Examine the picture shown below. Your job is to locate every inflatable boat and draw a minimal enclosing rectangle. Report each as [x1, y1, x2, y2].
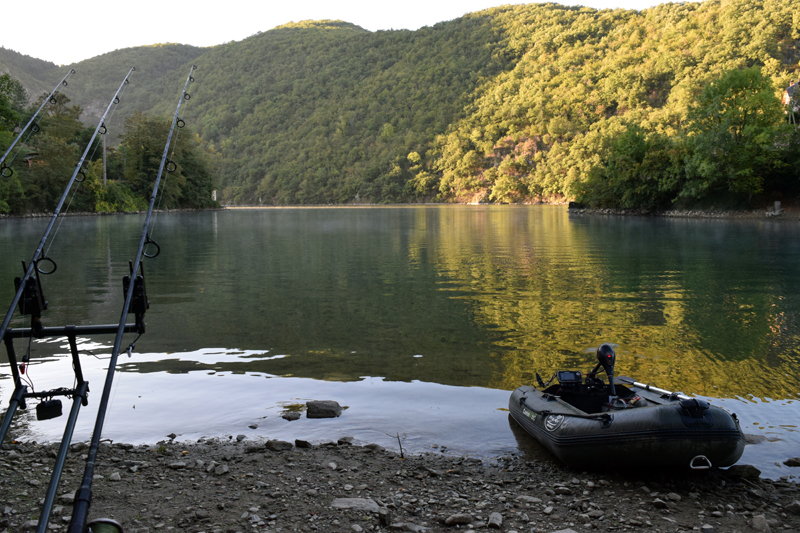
[508, 344, 745, 468]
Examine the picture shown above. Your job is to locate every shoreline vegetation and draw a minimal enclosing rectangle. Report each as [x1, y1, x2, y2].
[3, 204, 798, 223]
[1, 435, 798, 533]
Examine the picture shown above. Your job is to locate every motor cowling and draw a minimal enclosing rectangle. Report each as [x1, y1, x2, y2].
[596, 344, 616, 397]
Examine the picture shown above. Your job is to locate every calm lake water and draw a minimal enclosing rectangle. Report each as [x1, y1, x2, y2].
[1, 206, 798, 478]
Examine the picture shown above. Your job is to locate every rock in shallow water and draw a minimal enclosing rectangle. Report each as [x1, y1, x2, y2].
[306, 400, 343, 418]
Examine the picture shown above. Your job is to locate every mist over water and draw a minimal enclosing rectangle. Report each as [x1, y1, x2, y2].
[1, 207, 798, 478]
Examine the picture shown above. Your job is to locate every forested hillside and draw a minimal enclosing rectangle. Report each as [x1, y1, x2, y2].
[2, 0, 800, 210]
[0, 44, 207, 127]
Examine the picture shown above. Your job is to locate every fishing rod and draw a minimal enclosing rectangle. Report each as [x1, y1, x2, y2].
[0, 67, 136, 533]
[0, 67, 134, 348]
[68, 63, 197, 533]
[0, 68, 76, 175]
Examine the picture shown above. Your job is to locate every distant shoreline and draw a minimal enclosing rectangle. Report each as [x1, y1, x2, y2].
[2, 204, 799, 221]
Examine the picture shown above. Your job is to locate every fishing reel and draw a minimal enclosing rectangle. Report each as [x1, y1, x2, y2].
[14, 259, 53, 336]
[122, 261, 149, 333]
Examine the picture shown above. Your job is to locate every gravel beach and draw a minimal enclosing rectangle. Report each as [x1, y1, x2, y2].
[2, 434, 799, 533]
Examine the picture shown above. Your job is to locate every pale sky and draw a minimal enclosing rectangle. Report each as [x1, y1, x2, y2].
[2, 0, 664, 66]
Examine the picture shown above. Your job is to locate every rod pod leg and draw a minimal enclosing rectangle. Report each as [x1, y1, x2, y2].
[36, 381, 89, 533]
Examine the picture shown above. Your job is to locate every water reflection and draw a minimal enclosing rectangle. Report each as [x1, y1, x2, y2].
[1, 207, 799, 479]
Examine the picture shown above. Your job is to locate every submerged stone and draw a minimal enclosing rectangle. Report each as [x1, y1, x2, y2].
[306, 400, 343, 418]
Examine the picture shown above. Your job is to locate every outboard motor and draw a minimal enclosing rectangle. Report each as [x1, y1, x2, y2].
[596, 343, 616, 399]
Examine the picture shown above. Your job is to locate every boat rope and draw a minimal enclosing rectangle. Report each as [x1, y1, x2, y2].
[0, 68, 135, 349]
[0, 69, 76, 177]
[67, 64, 198, 533]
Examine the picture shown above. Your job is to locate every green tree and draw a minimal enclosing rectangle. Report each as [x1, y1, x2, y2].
[679, 67, 788, 200]
[577, 124, 685, 210]
[24, 134, 79, 211]
[118, 111, 216, 210]
[0, 73, 27, 131]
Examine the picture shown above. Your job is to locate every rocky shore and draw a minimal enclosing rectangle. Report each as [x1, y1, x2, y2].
[1, 436, 799, 533]
[567, 205, 799, 220]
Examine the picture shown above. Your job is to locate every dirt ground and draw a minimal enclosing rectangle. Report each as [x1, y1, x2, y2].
[1, 432, 799, 533]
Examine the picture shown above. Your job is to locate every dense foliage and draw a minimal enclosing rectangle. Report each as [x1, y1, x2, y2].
[0, 90, 217, 214]
[3, 0, 800, 209]
[435, 1, 800, 207]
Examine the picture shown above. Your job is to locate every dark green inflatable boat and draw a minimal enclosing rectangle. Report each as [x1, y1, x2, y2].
[509, 344, 746, 469]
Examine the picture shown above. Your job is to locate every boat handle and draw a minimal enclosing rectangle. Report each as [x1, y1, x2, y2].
[690, 455, 712, 470]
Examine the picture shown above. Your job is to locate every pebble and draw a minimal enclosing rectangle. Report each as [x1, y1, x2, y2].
[487, 512, 502, 528]
[726, 464, 762, 479]
[379, 507, 391, 526]
[330, 498, 380, 513]
[444, 513, 473, 525]
[785, 457, 800, 467]
[265, 439, 293, 452]
[750, 514, 771, 532]
[109, 472, 121, 482]
[701, 525, 714, 533]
